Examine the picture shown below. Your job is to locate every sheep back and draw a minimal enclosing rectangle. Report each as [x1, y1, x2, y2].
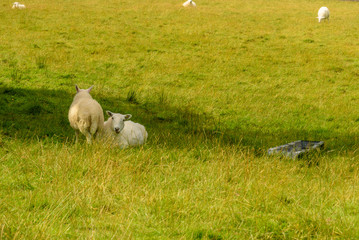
[119, 121, 148, 147]
[68, 97, 104, 135]
[318, 7, 329, 21]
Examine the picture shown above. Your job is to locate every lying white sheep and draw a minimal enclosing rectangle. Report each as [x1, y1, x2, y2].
[12, 2, 26, 9]
[317, 7, 329, 22]
[68, 85, 104, 144]
[103, 111, 148, 148]
[183, 0, 196, 7]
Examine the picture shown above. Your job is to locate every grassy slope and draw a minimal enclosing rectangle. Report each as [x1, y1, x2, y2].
[1, 0, 359, 238]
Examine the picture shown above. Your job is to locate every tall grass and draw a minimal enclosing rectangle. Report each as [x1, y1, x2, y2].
[1, 0, 359, 238]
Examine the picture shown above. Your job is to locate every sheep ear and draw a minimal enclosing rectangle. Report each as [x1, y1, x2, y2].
[75, 85, 80, 92]
[124, 114, 132, 121]
[106, 111, 113, 117]
[87, 85, 94, 92]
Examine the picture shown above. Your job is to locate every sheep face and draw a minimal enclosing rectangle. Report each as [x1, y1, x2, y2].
[106, 111, 132, 134]
[12, 2, 19, 8]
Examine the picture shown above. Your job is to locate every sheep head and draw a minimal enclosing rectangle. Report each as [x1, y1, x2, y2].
[75, 85, 93, 93]
[106, 111, 132, 134]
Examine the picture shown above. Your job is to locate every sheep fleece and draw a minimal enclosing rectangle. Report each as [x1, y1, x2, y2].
[68, 93, 104, 136]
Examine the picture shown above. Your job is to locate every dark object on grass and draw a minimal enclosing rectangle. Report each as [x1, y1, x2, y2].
[268, 140, 324, 159]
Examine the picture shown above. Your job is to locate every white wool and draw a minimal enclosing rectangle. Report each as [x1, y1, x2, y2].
[183, 0, 196, 7]
[103, 111, 148, 148]
[68, 85, 104, 143]
[317, 7, 329, 22]
[12, 2, 26, 9]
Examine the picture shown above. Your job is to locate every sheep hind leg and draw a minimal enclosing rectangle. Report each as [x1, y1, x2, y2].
[79, 128, 92, 144]
[84, 131, 92, 144]
[75, 130, 81, 144]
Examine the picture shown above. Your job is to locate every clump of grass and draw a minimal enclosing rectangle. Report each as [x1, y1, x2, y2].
[10, 68, 22, 81]
[24, 103, 43, 115]
[35, 56, 47, 69]
[158, 89, 167, 105]
[303, 39, 314, 43]
[126, 89, 139, 104]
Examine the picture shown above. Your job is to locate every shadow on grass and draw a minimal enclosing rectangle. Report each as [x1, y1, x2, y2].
[0, 86, 73, 141]
[0, 85, 217, 144]
[0, 85, 357, 154]
[0, 85, 206, 143]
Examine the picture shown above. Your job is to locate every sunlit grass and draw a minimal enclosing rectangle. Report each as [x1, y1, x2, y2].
[1, 0, 359, 238]
[1, 137, 359, 238]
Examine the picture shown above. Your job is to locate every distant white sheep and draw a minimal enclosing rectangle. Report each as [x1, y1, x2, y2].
[317, 7, 329, 22]
[103, 111, 148, 148]
[68, 85, 104, 144]
[183, 0, 196, 7]
[12, 2, 26, 9]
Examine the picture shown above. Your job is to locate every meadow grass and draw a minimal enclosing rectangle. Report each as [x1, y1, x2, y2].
[1, 0, 359, 238]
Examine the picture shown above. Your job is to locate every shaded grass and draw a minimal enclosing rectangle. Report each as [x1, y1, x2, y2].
[2, 83, 359, 155]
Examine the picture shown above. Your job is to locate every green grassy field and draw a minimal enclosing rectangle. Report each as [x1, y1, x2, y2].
[1, 0, 359, 238]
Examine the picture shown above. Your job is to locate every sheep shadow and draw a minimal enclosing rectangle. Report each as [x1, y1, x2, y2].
[0, 85, 356, 156]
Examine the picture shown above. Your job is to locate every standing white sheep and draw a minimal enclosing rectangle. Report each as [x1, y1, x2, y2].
[317, 7, 329, 22]
[103, 111, 148, 148]
[68, 85, 104, 144]
[12, 2, 26, 9]
[183, 0, 196, 7]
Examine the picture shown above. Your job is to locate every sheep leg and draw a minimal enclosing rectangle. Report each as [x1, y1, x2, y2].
[94, 130, 100, 140]
[75, 130, 80, 143]
[78, 127, 92, 144]
[84, 131, 92, 144]
[119, 142, 129, 149]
